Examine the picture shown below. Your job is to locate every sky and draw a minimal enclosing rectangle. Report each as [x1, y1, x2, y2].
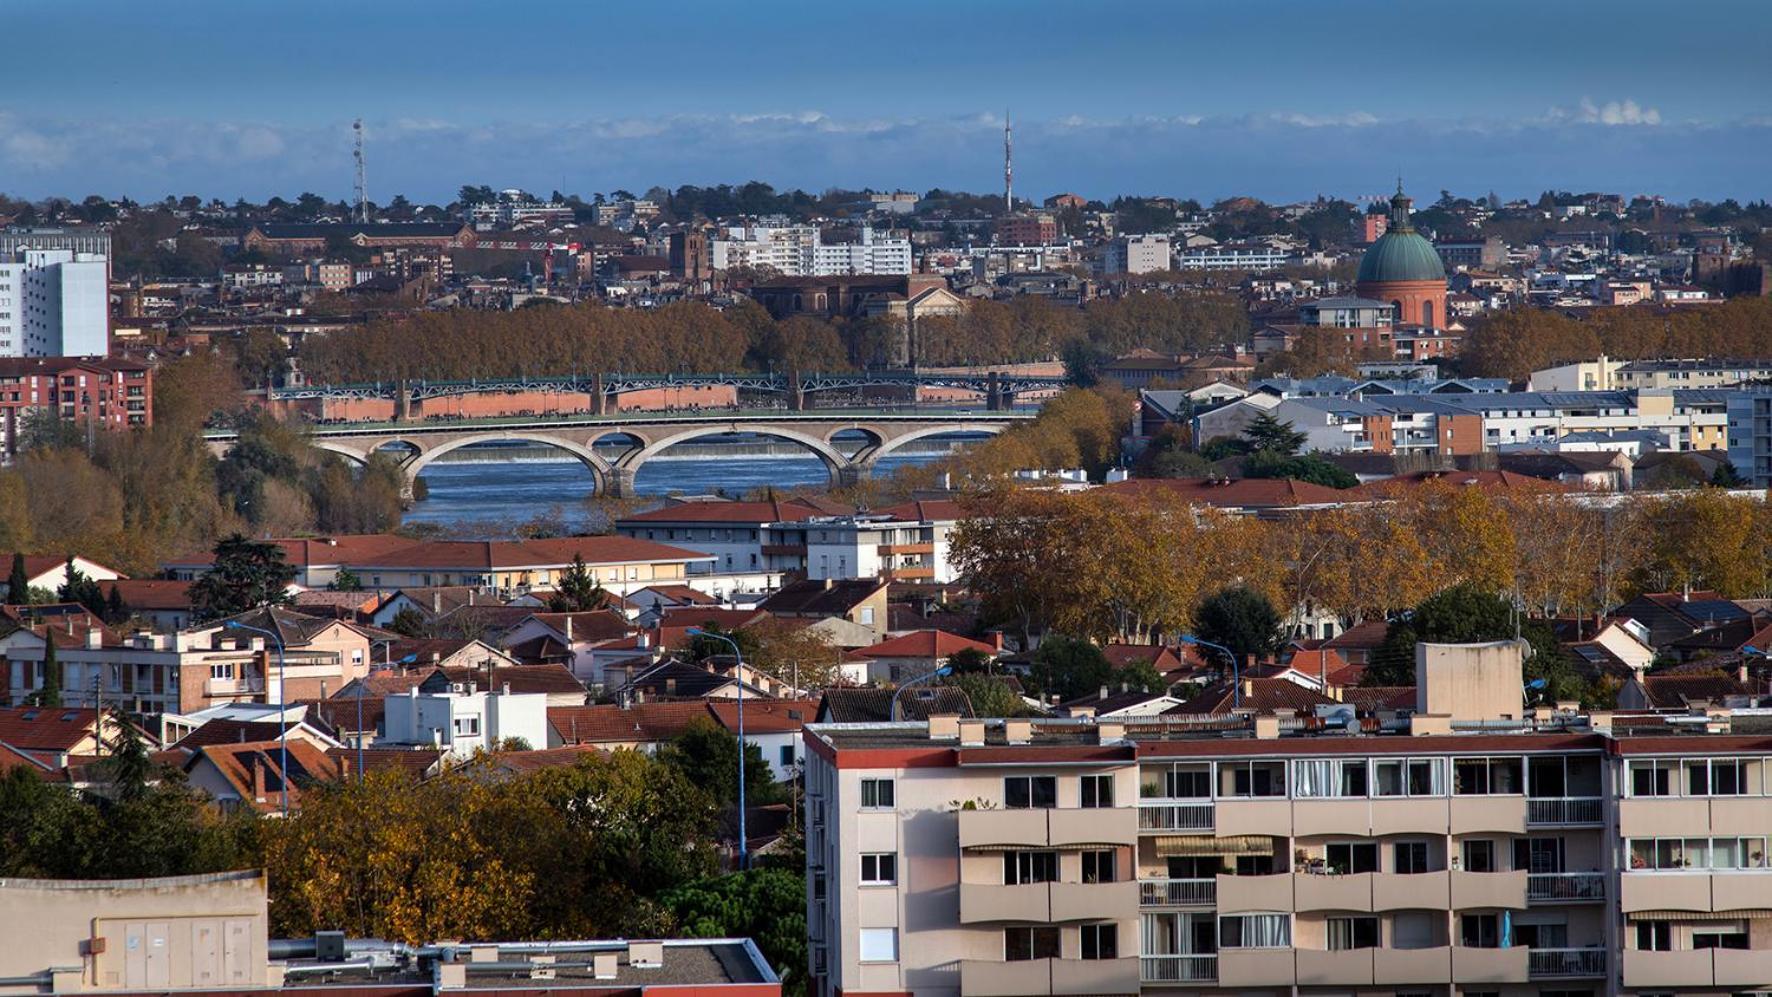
[4, 0, 1769, 205]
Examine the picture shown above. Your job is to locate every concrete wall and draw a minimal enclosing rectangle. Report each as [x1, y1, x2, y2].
[1416, 640, 1525, 721]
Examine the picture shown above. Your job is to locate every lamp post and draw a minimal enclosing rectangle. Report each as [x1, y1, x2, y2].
[224, 618, 288, 815]
[1178, 634, 1241, 709]
[687, 627, 749, 870]
[360, 651, 419, 782]
[889, 665, 953, 721]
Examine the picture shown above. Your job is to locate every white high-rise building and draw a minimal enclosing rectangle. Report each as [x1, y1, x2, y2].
[0, 249, 109, 357]
[712, 225, 912, 276]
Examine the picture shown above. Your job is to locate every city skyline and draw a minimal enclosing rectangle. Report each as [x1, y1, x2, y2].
[4, 0, 1769, 203]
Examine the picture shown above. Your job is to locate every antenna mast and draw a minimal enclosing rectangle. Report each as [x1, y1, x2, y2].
[1003, 110, 1013, 214]
[352, 119, 368, 223]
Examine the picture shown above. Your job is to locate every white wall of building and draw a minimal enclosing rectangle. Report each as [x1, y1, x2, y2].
[0, 250, 109, 357]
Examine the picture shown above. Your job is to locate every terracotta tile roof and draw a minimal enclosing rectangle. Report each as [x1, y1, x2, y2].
[1169, 678, 1337, 716]
[174, 719, 335, 749]
[0, 706, 102, 752]
[472, 744, 605, 777]
[618, 498, 849, 524]
[703, 699, 818, 734]
[1639, 672, 1753, 709]
[875, 499, 965, 522]
[164, 534, 414, 569]
[758, 578, 887, 617]
[0, 740, 51, 772]
[1285, 648, 1350, 683]
[634, 584, 721, 605]
[1101, 643, 1183, 671]
[0, 553, 123, 582]
[1324, 663, 1368, 687]
[522, 610, 635, 643]
[1324, 620, 1390, 651]
[374, 586, 491, 619]
[852, 629, 996, 660]
[817, 686, 976, 723]
[187, 739, 339, 813]
[1353, 469, 1562, 497]
[101, 579, 194, 611]
[548, 702, 714, 745]
[432, 664, 587, 697]
[1339, 686, 1416, 711]
[1099, 476, 1351, 508]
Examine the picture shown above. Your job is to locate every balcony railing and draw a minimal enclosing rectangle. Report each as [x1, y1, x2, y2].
[1141, 954, 1216, 983]
[1139, 878, 1216, 907]
[1138, 801, 1214, 831]
[1526, 796, 1602, 825]
[1529, 947, 1607, 978]
[1527, 871, 1607, 902]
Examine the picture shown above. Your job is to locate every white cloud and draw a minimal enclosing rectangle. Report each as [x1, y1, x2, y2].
[1553, 97, 1662, 126]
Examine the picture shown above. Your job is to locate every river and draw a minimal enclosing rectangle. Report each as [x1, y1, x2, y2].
[401, 450, 955, 534]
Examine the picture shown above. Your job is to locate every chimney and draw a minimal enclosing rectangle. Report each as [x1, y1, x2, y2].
[565, 616, 573, 642]
[991, 631, 1004, 652]
[957, 719, 986, 746]
[1096, 721, 1125, 744]
[1253, 714, 1281, 739]
[1098, 686, 1108, 700]
[502, 682, 511, 696]
[65, 617, 74, 635]
[339, 754, 351, 781]
[85, 628, 101, 649]
[251, 754, 268, 803]
[927, 714, 960, 740]
[467, 590, 475, 606]
[1740, 664, 1751, 685]
[1004, 719, 1032, 744]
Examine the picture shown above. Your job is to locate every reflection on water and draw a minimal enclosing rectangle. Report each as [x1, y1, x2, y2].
[403, 454, 942, 534]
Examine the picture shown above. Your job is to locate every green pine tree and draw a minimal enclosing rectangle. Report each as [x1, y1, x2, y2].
[8, 553, 29, 605]
[37, 639, 61, 708]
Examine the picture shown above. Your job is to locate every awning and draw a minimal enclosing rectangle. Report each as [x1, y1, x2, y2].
[1628, 909, 1772, 922]
[1155, 834, 1274, 857]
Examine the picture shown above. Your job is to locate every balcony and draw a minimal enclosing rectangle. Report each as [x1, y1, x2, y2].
[204, 676, 266, 696]
[958, 809, 1046, 850]
[1527, 871, 1606, 903]
[1139, 954, 1215, 984]
[1291, 798, 1370, 836]
[1373, 870, 1448, 910]
[1295, 871, 1373, 912]
[1450, 795, 1527, 834]
[1526, 796, 1603, 825]
[1216, 873, 1293, 913]
[1296, 949, 1375, 986]
[1712, 947, 1772, 987]
[958, 882, 1049, 923]
[877, 542, 934, 555]
[1051, 957, 1139, 995]
[1452, 946, 1529, 984]
[1620, 872, 1712, 913]
[1050, 880, 1136, 922]
[1622, 948, 1716, 988]
[1215, 798, 1291, 836]
[1217, 949, 1296, 987]
[1138, 878, 1214, 908]
[1048, 806, 1136, 847]
[1529, 947, 1607, 978]
[1136, 801, 1212, 832]
[959, 958, 1053, 997]
[1449, 869, 1527, 909]
[1375, 946, 1451, 984]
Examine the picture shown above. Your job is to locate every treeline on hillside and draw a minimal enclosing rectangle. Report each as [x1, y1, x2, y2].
[1459, 296, 1772, 382]
[0, 352, 408, 575]
[953, 479, 1772, 652]
[297, 294, 1249, 383]
[0, 733, 808, 988]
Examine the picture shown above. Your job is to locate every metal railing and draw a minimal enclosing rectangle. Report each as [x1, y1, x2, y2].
[1139, 878, 1216, 907]
[1141, 954, 1217, 983]
[1528, 947, 1607, 977]
[1527, 872, 1607, 902]
[1138, 802, 1214, 831]
[1526, 796, 1603, 824]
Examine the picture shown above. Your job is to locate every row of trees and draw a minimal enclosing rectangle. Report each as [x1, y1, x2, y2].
[951, 479, 1772, 649]
[1459, 296, 1772, 381]
[0, 732, 808, 989]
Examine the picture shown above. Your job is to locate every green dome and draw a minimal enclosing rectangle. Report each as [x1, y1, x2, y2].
[1357, 186, 1446, 285]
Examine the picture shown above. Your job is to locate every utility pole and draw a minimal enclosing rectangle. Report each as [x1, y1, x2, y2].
[1003, 110, 1013, 215]
[353, 119, 369, 223]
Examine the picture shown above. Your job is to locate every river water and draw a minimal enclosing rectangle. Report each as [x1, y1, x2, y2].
[402, 452, 949, 533]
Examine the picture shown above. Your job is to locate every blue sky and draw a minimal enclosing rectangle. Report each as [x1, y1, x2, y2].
[4, 0, 1768, 203]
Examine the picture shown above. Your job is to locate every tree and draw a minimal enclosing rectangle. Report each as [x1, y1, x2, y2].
[1027, 634, 1114, 702]
[35, 639, 60, 708]
[1192, 584, 1284, 668]
[1118, 658, 1167, 695]
[189, 535, 295, 620]
[1241, 450, 1358, 488]
[662, 868, 808, 990]
[1240, 412, 1307, 456]
[103, 585, 128, 626]
[58, 556, 106, 618]
[8, 553, 30, 604]
[331, 567, 362, 592]
[941, 672, 1023, 717]
[388, 606, 428, 637]
[546, 554, 605, 612]
[658, 716, 784, 809]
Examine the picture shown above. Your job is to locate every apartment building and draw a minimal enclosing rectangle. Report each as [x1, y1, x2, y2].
[712, 225, 913, 276]
[804, 640, 1772, 997]
[1725, 391, 1772, 486]
[0, 249, 108, 357]
[1102, 235, 1172, 275]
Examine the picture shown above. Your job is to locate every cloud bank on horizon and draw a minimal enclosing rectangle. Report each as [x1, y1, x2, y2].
[2, 102, 1766, 205]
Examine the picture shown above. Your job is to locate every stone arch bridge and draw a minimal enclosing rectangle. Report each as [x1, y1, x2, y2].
[204, 410, 1028, 498]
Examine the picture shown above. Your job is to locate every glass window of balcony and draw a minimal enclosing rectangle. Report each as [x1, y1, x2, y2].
[1454, 756, 1522, 795]
[1142, 763, 1210, 800]
[1005, 775, 1057, 809]
[1634, 921, 1671, 951]
[1081, 774, 1114, 808]
[1004, 926, 1060, 961]
[1460, 913, 1501, 948]
[1693, 925, 1749, 950]
[1374, 757, 1445, 796]
[1394, 840, 1433, 874]
[1082, 850, 1117, 884]
[1326, 842, 1379, 875]
[1080, 923, 1118, 960]
[1684, 757, 1759, 796]
[1004, 850, 1059, 885]
[1220, 914, 1290, 948]
[1629, 836, 1769, 870]
[1628, 759, 1674, 797]
[1327, 916, 1380, 950]
[1218, 761, 1286, 798]
[1461, 839, 1497, 873]
[1294, 759, 1368, 797]
[1515, 836, 1566, 874]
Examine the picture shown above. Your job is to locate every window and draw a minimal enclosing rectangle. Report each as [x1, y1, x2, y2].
[1219, 914, 1290, 948]
[1294, 759, 1368, 798]
[1004, 851, 1059, 885]
[1394, 841, 1432, 874]
[858, 927, 897, 962]
[1219, 761, 1286, 798]
[1080, 923, 1118, 960]
[1629, 759, 1673, 797]
[1374, 757, 1446, 796]
[1460, 913, 1500, 949]
[1327, 916, 1379, 950]
[860, 853, 896, 885]
[1461, 839, 1496, 873]
[1516, 837, 1565, 874]
[209, 663, 233, 680]
[1080, 774, 1114, 808]
[452, 716, 480, 737]
[1629, 837, 1769, 870]
[1234, 854, 1276, 876]
[1081, 850, 1117, 884]
[1005, 775, 1057, 809]
[1454, 757, 1522, 795]
[1634, 921, 1672, 951]
[1694, 926, 1750, 950]
[779, 745, 795, 768]
[1687, 758, 1755, 796]
[1143, 763, 1211, 799]
[860, 778, 895, 809]
[1326, 842, 1378, 874]
[1004, 926, 1060, 961]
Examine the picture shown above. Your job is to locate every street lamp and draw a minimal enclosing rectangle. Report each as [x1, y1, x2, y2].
[686, 627, 749, 870]
[1178, 634, 1241, 709]
[890, 665, 953, 720]
[224, 618, 289, 815]
[359, 651, 419, 782]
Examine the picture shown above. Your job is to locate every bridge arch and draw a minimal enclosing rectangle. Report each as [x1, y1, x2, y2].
[616, 424, 851, 491]
[404, 432, 612, 494]
[312, 441, 371, 466]
[855, 423, 1006, 468]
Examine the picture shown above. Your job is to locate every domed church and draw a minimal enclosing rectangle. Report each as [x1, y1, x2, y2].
[1355, 183, 1447, 329]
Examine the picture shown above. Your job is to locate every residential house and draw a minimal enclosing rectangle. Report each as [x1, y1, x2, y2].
[380, 681, 550, 759]
[848, 629, 1000, 684]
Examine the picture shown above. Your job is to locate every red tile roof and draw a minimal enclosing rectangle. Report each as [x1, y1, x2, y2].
[165, 534, 415, 568]
[875, 499, 966, 522]
[548, 702, 715, 745]
[703, 699, 819, 734]
[0, 706, 103, 752]
[1100, 476, 1351, 508]
[1169, 678, 1337, 716]
[618, 497, 849, 524]
[852, 629, 997, 660]
[357, 537, 714, 570]
[102, 579, 194, 611]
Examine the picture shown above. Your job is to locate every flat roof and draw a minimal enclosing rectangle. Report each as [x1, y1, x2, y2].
[281, 938, 776, 991]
